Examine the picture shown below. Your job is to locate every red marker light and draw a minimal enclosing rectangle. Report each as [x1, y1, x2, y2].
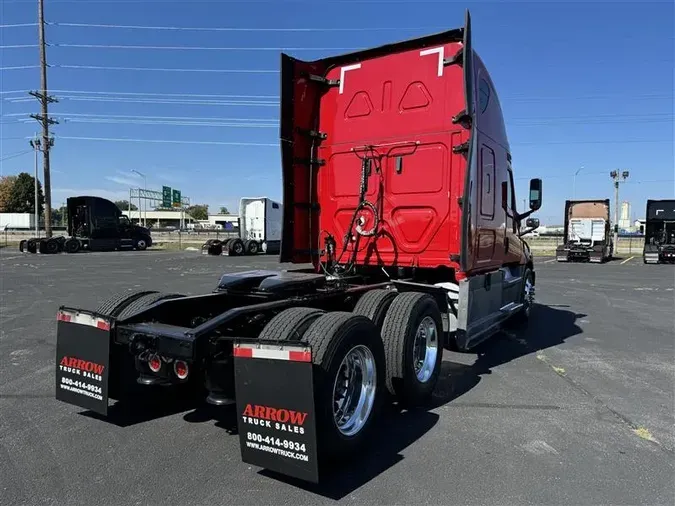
[173, 360, 189, 380]
[148, 355, 161, 373]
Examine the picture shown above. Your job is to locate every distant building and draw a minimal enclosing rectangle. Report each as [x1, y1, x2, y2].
[618, 201, 632, 230]
[121, 209, 239, 230]
[634, 219, 646, 234]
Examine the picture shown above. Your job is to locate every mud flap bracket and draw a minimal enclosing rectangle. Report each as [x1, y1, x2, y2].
[233, 340, 319, 483]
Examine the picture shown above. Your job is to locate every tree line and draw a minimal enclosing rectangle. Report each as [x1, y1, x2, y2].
[0, 174, 224, 225]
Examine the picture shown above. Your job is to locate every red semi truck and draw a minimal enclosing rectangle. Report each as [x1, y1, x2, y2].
[54, 11, 542, 483]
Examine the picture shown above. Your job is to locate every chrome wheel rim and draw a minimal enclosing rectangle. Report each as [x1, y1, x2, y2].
[137, 240, 146, 249]
[332, 344, 377, 437]
[524, 277, 534, 316]
[413, 316, 438, 383]
[234, 243, 243, 254]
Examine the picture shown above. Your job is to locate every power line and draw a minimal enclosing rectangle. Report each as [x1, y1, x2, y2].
[624, 179, 675, 184]
[51, 43, 361, 51]
[47, 89, 279, 99]
[48, 21, 442, 32]
[0, 65, 40, 71]
[515, 139, 673, 146]
[6, 96, 278, 107]
[5, 111, 673, 126]
[0, 44, 39, 49]
[0, 150, 34, 163]
[3, 88, 671, 102]
[31, 136, 674, 147]
[54, 64, 279, 73]
[0, 23, 38, 28]
[10, 112, 277, 122]
[53, 136, 278, 146]
[3, 0, 634, 4]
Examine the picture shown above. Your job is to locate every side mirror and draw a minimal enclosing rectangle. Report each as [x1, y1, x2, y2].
[528, 178, 542, 211]
[525, 217, 540, 230]
[501, 181, 508, 210]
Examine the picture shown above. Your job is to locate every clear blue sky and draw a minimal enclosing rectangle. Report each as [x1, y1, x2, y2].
[1, 0, 673, 224]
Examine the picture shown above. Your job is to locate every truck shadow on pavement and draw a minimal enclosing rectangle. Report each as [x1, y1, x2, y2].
[80, 303, 584, 498]
[263, 303, 584, 498]
[81, 387, 204, 427]
[468, 303, 586, 377]
[256, 303, 585, 499]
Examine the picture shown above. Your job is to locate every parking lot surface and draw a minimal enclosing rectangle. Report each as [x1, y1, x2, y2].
[1, 250, 673, 505]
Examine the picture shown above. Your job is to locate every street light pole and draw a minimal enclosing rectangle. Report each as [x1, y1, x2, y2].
[610, 169, 630, 257]
[29, 133, 41, 235]
[131, 170, 147, 226]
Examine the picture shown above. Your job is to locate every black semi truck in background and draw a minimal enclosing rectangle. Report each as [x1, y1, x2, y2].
[19, 196, 152, 254]
[643, 199, 675, 264]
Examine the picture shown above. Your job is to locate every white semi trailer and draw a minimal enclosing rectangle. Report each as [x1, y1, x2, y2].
[202, 197, 283, 256]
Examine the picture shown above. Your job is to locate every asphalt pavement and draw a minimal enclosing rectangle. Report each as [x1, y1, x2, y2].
[1, 249, 673, 506]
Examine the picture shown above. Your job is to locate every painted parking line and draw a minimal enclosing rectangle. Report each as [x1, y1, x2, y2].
[543, 258, 557, 264]
[620, 256, 635, 265]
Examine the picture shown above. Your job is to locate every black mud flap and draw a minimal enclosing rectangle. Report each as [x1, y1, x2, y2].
[55, 307, 112, 416]
[233, 340, 319, 483]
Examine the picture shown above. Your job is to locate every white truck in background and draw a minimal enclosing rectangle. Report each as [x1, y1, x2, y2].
[556, 199, 612, 263]
[201, 197, 282, 256]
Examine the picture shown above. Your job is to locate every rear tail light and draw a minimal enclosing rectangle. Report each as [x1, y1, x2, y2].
[148, 354, 162, 373]
[174, 360, 189, 380]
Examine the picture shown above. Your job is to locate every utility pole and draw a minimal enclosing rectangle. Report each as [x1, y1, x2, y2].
[29, 133, 41, 235]
[29, 0, 58, 238]
[610, 170, 629, 257]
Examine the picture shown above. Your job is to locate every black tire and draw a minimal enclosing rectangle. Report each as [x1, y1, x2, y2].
[135, 237, 149, 251]
[258, 307, 325, 342]
[204, 239, 222, 247]
[352, 289, 398, 330]
[19, 240, 26, 252]
[245, 240, 259, 255]
[229, 238, 244, 256]
[380, 292, 444, 407]
[26, 239, 37, 253]
[302, 312, 385, 462]
[64, 238, 80, 253]
[509, 268, 534, 327]
[115, 292, 184, 320]
[95, 289, 159, 317]
[208, 243, 223, 255]
[45, 239, 59, 254]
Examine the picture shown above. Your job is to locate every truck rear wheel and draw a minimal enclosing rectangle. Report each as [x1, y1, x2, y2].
[95, 289, 159, 317]
[229, 239, 244, 256]
[244, 240, 259, 255]
[45, 239, 60, 254]
[64, 238, 80, 253]
[258, 307, 325, 342]
[380, 292, 443, 407]
[115, 292, 184, 320]
[352, 289, 398, 330]
[19, 240, 26, 252]
[302, 312, 385, 462]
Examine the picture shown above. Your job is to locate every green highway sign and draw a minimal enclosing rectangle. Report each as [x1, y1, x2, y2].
[172, 189, 181, 207]
[162, 186, 172, 208]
